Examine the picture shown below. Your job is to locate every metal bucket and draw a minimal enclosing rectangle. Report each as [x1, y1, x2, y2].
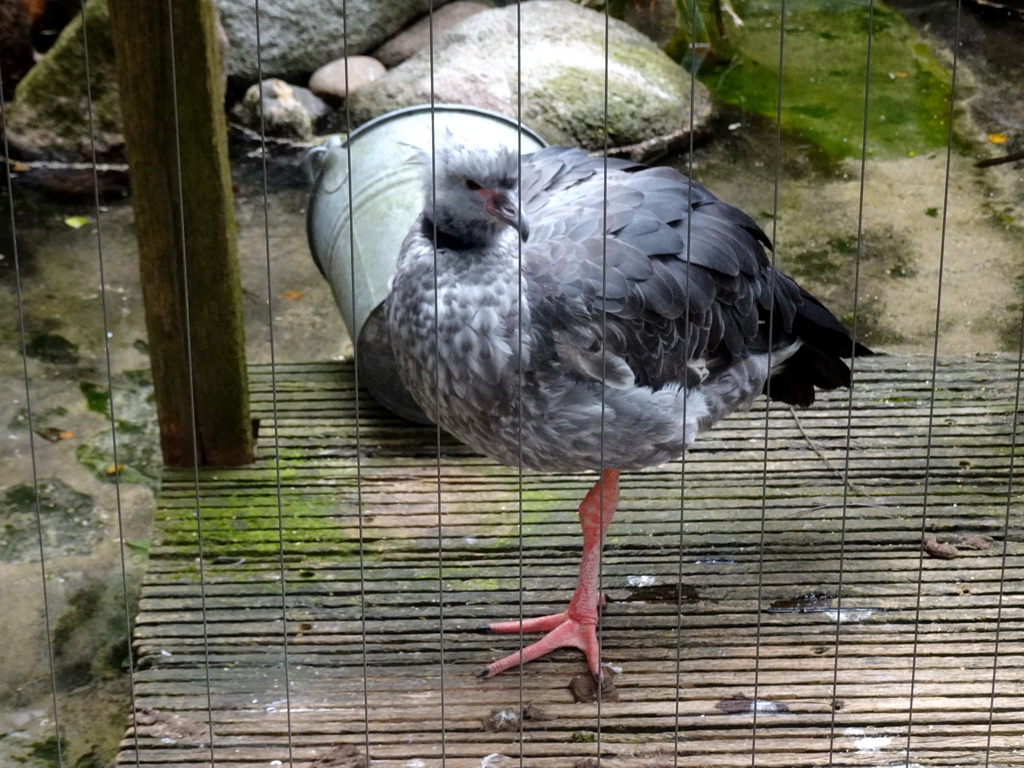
[306, 104, 547, 422]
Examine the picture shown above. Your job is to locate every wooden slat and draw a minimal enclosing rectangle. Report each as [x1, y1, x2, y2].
[119, 355, 1024, 768]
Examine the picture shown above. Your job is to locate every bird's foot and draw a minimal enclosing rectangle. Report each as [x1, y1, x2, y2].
[478, 610, 602, 679]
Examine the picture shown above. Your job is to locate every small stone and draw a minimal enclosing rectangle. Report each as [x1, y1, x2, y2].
[371, 2, 490, 68]
[308, 56, 385, 104]
[953, 534, 993, 551]
[568, 666, 618, 703]
[231, 78, 327, 140]
[922, 534, 959, 560]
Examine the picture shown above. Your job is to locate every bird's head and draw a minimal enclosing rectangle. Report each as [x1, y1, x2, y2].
[412, 133, 529, 248]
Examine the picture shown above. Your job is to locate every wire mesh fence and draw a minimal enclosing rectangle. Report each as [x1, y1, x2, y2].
[2, 1, 1023, 767]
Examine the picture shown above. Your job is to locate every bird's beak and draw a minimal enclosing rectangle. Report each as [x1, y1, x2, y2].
[487, 190, 530, 242]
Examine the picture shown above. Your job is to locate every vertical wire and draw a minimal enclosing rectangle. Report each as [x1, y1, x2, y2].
[164, 3, 218, 763]
[750, 0, 789, 760]
[905, 1, 962, 759]
[671, 3, 701, 762]
[77, 2, 140, 762]
[825, 0, 874, 760]
[336, 1, 373, 762]
[981, 269, 1024, 767]
[513, 3, 526, 763]
[596, 0, 612, 755]
[0, 62, 66, 768]
[425, 9, 448, 765]
[252, 2, 296, 764]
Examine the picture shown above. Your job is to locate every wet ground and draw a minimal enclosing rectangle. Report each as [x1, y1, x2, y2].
[1, 2, 1022, 766]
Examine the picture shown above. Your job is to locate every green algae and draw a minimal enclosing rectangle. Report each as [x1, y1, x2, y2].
[28, 735, 68, 767]
[80, 381, 111, 416]
[150, 493, 375, 565]
[691, 0, 956, 160]
[76, 372, 160, 487]
[24, 333, 81, 364]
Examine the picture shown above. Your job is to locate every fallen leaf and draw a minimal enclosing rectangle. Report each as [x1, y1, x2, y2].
[36, 427, 65, 443]
[105, 463, 125, 475]
[896, 71, 908, 78]
[59, 430, 75, 439]
[64, 215, 90, 229]
[282, 289, 303, 300]
[125, 540, 150, 556]
[988, 133, 1008, 145]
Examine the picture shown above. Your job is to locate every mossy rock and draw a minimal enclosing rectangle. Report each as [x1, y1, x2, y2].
[5, 0, 122, 160]
[348, 0, 712, 150]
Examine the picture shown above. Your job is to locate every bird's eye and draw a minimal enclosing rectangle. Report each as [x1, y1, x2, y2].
[465, 179, 482, 191]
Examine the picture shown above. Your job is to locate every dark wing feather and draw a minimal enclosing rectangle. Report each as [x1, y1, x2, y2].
[520, 146, 867, 401]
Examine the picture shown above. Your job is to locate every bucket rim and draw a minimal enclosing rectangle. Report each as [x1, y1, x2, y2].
[343, 103, 548, 150]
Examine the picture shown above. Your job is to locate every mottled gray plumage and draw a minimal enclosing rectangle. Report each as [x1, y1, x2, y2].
[385, 139, 867, 474]
[384, 136, 870, 678]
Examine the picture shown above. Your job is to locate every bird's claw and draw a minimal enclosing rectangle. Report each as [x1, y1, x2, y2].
[479, 611, 602, 678]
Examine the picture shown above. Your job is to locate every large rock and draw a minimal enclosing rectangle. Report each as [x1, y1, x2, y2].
[309, 56, 387, 104]
[348, 0, 712, 151]
[371, 1, 490, 68]
[215, 0, 449, 84]
[3, 0, 122, 160]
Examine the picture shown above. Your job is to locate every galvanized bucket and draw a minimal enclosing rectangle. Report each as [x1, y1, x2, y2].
[306, 104, 547, 422]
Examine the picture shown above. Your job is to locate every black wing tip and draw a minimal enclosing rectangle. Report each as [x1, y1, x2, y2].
[851, 340, 876, 357]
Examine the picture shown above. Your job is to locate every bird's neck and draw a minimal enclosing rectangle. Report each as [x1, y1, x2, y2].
[421, 212, 502, 252]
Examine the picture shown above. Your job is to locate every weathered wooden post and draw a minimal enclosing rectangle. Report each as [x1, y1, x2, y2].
[109, 0, 253, 466]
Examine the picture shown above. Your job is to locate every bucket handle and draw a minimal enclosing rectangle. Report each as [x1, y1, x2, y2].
[303, 145, 329, 187]
[305, 136, 351, 194]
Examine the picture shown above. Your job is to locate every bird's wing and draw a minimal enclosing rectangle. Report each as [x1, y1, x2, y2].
[519, 146, 797, 391]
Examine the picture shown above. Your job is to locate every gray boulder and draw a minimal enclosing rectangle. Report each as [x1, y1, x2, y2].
[215, 0, 449, 84]
[348, 0, 712, 152]
[371, 1, 490, 68]
[309, 56, 387, 104]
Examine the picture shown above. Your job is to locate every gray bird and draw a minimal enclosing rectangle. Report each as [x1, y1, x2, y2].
[385, 136, 869, 679]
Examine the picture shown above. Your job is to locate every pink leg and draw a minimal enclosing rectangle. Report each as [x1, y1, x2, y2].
[479, 469, 620, 678]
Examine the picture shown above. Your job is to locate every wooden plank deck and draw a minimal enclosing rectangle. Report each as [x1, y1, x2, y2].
[118, 355, 1024, 768]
